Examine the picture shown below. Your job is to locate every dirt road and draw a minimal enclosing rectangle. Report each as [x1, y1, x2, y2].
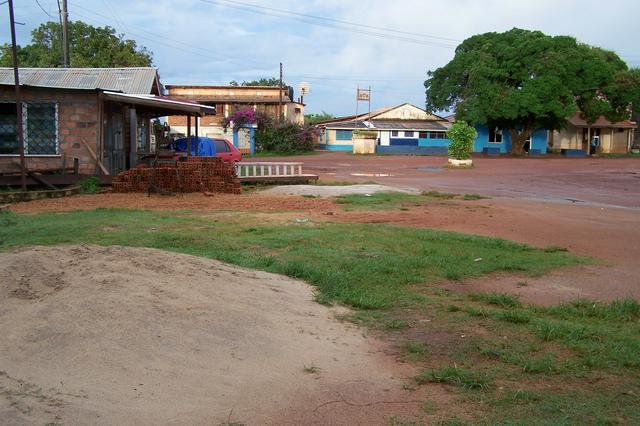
[265, 152, 640, 208]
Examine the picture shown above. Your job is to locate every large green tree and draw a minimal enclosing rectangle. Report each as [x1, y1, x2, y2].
[425, 28, 639, 155]
[0, 21, 152, 68]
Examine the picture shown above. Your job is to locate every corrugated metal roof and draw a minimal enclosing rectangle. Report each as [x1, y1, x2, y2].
[0, 67, 159, 94]
[320, 119, 451, 131]
[568, 112, 637, 129]
[170, 94, 293, 103]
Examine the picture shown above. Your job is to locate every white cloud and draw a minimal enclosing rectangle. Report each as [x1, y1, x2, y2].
[2, 0, 638, 115]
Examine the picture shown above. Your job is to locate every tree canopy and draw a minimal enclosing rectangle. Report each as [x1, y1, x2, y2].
[229, 77, 284, 87]
[425, 28, 639, 154]
[0, 21, 153, 68]
[305, 111, 334, 125]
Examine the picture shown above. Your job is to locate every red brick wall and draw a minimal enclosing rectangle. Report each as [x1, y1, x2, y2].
[0, 86, 99, 175]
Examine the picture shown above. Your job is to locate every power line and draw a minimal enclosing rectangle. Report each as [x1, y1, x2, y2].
[68, 2, 271, 70]
[65, 1, 435, 88]
[34, 0, 55, 19]
[200, 0, 461, 43]
[197, 0, 457, 49]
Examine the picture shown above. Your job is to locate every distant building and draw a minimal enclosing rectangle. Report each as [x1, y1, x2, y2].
[315, 103, 451, 155]
[316, 104, 637, 156]
[165, 85, 305, 154]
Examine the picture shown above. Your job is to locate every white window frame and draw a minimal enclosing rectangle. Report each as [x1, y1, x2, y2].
[488, 128, 503, 144]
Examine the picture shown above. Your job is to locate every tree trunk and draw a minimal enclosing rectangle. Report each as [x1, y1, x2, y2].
[508, 129, 530, 156]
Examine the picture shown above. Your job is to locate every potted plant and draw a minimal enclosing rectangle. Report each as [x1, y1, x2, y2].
[446, 121, 476, 167]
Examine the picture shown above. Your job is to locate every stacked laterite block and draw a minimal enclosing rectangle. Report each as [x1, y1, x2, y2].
[112, 157, 241, 194]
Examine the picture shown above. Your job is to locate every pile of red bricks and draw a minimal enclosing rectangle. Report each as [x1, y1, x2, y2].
[112, 157, 241, 194]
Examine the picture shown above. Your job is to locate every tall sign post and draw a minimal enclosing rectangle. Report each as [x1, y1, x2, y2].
[355, 86, 371, 128]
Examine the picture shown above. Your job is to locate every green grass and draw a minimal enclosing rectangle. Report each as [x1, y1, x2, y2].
[3, 208, 636, 423]
[335, 192, 427, 210]
[334, 190, 489, 211]
[248, 150, 319, 158]
[0, 209, 581, 310]
[415, 365, 492, 390]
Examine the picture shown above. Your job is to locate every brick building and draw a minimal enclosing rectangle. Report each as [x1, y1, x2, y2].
[165, 85, 305, 152]
[0, 68, 213, 178]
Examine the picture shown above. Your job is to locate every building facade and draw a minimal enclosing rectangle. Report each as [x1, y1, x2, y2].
[0, 68, 213, 178]
[316, 104, 636, 156]
[165, 85, 305, 153]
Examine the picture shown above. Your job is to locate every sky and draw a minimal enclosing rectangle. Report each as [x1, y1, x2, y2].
[2, 0, 639, 116]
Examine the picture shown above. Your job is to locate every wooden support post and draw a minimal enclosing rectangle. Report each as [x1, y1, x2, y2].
[194, 116, 199, 157]
[186, 115, 191, 157]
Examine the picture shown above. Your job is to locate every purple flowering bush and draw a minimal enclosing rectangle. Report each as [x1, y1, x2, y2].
[223, 107, 316, 153]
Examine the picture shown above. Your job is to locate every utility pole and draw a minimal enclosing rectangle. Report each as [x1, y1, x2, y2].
[61, 0, 69, 67]
[7, 0, 26, 191]
[279, 62, 283, 123]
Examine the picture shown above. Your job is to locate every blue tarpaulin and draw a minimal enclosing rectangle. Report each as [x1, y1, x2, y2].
[171, 136, 217, 157]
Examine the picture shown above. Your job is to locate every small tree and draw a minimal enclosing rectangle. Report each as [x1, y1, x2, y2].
[446, 121, 476, 160]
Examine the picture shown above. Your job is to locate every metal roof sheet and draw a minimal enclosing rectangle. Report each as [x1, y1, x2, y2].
[319, 119, 451, 131]
[0, 67, 159, 94]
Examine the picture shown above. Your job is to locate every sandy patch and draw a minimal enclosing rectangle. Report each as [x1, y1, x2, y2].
[0, 245, 422, 425]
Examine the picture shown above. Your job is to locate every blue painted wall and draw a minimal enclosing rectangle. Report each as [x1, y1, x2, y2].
[389, 138, 418, 146]
[474, 125, 511, 153]
[418, 137, 451, 147]
[232, 126, 256, 155]
[474, 125, 548, 154]
[336, 130, 353, 141]
[377, 146, 447, 155]
[324, 144, 353, 152]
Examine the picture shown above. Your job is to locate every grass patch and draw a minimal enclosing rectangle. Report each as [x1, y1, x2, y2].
[0, 209, 581, 310]
[421, 190, 457, 199]
[404, 341, 427, 357]
[461, 194, 487, 200]
[4, 208, 633, 423]
[335, 191, 426, 210]
[415, 365, 492, 390]
[248, 150, 319, 158]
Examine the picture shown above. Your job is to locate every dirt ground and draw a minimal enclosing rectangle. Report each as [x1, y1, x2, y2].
[9, 183, 640, 305]
[267, 152, 640, 208]
[3, 153, 639, 424]
[0, 245, 429, 425]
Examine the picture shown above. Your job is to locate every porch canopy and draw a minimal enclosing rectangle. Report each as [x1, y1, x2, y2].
[102, 91, 216, 117]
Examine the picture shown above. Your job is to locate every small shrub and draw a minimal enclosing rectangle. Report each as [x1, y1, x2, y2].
[446, 121, 477, 160]
[78, 176, 101, 194]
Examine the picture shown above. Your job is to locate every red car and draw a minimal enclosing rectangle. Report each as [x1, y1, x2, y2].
[213, 138, 242, 162]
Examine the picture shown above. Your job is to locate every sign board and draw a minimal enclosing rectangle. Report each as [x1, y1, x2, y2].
[357, 89, 371, 101]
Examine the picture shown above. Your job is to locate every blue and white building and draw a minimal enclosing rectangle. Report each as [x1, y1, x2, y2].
[315, 104, 637, 156]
